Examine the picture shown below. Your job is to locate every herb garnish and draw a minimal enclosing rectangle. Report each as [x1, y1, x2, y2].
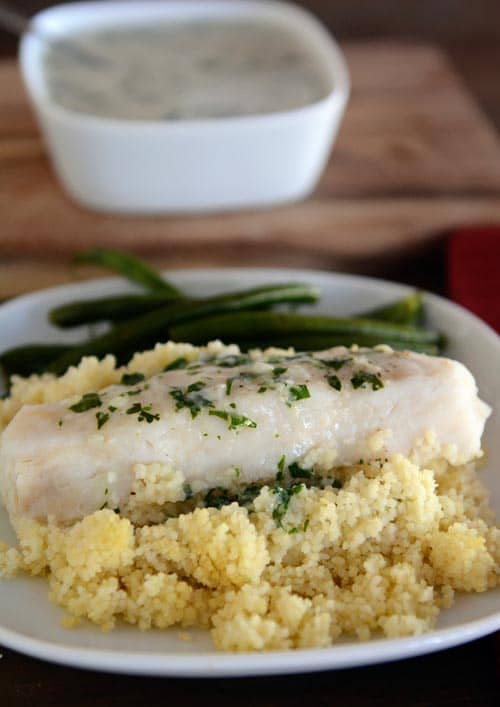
[164, 357, 188, 371]
[288, 384, 311, 403]
[126, 402, 160, 423]
[120, 372, 145, 386]
[277, 454, 286, 482]
[351, 371, 384, 391]
[288, 462, 313, 479]
[204, 487, 233, 509]
[203, 484, 261, 510]
[169, 382, 213, 418]
[272, 484, 304, 528]
[272, 366, 287, 379]
[69, 392, 102, 412]
[321, 357, 351, 371]
[209, 409, 257, 430]
[226, 377, 235, 395]
[96, 411, 110, 429]
[327, 374, 342, 391]
[216, 354, 250, 368]
[239, 484, 261, 506]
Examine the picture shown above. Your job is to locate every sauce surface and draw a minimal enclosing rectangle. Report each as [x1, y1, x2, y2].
[44, 19, 330, 120]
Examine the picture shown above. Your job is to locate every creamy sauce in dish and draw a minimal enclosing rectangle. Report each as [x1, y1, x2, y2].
[44, 20, 330, 120]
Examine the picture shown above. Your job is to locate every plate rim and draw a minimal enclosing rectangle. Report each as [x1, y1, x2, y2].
[0, 611, 499, 676]
[0, 266, 498, 676]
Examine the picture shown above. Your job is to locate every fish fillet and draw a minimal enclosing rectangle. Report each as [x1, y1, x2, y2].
[0, 346, 491, 524]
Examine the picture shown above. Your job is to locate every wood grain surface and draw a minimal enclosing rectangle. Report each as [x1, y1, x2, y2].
[1, 41, 500, 297]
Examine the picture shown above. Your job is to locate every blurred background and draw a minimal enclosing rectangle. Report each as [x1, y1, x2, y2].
[3, 0, 500, 127]
[0, 0, 499, 303]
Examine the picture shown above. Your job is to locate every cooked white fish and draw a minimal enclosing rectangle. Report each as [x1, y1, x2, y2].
[0, 346, 491, 524]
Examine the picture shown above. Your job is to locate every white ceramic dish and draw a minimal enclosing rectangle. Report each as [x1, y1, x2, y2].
[19, 1, 349, 214]
[0, 268, 498, 676]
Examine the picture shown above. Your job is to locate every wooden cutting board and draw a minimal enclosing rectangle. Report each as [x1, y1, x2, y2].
[1, 40, 500, 298]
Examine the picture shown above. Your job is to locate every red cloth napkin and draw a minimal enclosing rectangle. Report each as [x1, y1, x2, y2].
[448, 226, 500, 332]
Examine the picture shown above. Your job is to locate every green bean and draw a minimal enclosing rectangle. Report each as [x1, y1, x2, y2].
[362, 292, 423, 325]
[75, 247, 182, 296]
[168, 311, 442, 347]
[49, 280, 319, 329]
[0, 344, 73, 380]
[47, 284, 320, 375]
[50, 293, 181, 328]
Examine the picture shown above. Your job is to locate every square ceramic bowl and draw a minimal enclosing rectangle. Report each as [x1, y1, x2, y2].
[19, 0, 350, 214]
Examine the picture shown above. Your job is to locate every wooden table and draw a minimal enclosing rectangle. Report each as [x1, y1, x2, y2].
[1, 41, 500, 297]
[0, 27, 499, 707]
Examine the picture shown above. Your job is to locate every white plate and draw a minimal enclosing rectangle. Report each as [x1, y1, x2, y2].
[0, 268, 498, 676]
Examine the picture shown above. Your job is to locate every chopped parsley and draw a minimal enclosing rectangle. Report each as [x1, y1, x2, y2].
[216, 354, 250, 368]
[288, 384, 311, 403]
[225, 377, 235, 395]
[288, 462, 313, 479]
[257, 386, 268, 394]
[351, 371, 384, 391]
[238, 484, 261, 506]
[322, 357, 351, 371]
[169, 382, 213, 418]
[277, 454, 286, 482]
[69, 392, 102, 412]
[96, 411, 110, 429]
[327, 374, 342, 391]
[272, 484, 304, 528]
[126, 402, 160, 423]
[164, 357, 188, 371]
[272, 366, 287, 379]
[120, 372, 145, 386]
[204, 487, 233, 509]
[203, 483, 261, 510]
[209, 409, 257, 430]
